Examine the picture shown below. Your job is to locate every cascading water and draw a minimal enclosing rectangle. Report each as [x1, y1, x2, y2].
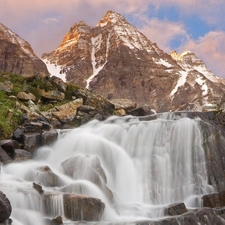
[0, 114, 215, 224]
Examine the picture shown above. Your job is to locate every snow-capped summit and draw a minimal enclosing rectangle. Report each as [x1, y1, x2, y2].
[96, 10, 125, 27]
[42, 11, 225, 112]
[0, 22, 49, 77]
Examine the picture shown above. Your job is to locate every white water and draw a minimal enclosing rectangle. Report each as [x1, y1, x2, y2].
[0, 114, 215, 224]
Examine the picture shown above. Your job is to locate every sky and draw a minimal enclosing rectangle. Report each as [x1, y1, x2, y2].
[0, 0, 225, 78]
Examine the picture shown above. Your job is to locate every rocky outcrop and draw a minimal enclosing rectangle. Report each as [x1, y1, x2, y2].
[0, 22, 49, 77]
[202, 191, 225, 208]
[63, 193, 105, 221]
[0, 191, 11, 223]
[165, 202, 188, 216]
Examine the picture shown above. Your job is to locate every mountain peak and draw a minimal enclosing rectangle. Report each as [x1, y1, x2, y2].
[96, 10, 125, 27]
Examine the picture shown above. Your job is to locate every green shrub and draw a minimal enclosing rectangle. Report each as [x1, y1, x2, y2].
[0, 90, 23, 139]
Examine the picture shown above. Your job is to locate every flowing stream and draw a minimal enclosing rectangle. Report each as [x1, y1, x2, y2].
[0, 113, 215, 224]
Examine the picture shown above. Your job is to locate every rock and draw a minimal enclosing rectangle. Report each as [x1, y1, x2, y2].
[127, 107, 146, 116]
[79, 105, 96, 112]
[110, 98, 137, 110]
[55, 98, 83, 112]
[0, 81, 13, 93]
[17, 92, 36, 101]
[61, 155, 106, 185]
[73, 89, 115, 116]
[12, 127, 24, 142]
[23, 133, 41, 154]
[202, 191, 225, 208]
[0, 191, 11, 223]
[42, 129, 58, 146]
[0, 139, 19, 159]
[61, 155, 114, 202]
[63, 193, 105, 221]
[33, 182, 44, 194]
[0, 146, 12, 164]
[51, 215, 63, 225]
[38, 89, 65, 101]
[165, 202, 187, 216]
[115, 109, 126, 116]
[14, 149, 32, 162]
[36, 166, 62, 187]
[50, 76, 67, 93]
[51, 98, 83, 123]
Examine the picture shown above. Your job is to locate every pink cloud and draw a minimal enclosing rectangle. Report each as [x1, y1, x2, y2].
[181, 31, 225, 78]
[138, 18, 189, 52]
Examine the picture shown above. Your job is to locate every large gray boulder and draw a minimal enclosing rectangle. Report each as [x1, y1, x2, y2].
[0, 191, 11, 223]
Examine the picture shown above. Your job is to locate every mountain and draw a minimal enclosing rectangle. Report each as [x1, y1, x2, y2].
[42, 10, 225, 112]
[0, 22, 49, 77]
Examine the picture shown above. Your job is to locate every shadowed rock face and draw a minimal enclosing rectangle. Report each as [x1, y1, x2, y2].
[0, 23, 49, 77]
[0, 191, 11, 223]
[42, 10, 225, 112]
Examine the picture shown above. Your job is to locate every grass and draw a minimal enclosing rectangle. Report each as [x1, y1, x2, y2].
[0, 90, 23, 139]
[0, 72, 84, 139]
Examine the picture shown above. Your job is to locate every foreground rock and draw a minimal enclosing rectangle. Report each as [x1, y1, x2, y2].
[165, 202, 187, 216]
[0, 191, 11, 223]
[63, 194, 105, 221]
[202, 190, 225, 208]
[44, 193, 105, 221]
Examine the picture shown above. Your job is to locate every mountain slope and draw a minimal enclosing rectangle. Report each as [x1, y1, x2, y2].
[0, 22, 49, 77]
[42, 11, 225, 112]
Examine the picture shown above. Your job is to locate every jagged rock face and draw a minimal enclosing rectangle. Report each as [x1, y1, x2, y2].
[42, 11, 225, 112]
[0, 22, 49, 77]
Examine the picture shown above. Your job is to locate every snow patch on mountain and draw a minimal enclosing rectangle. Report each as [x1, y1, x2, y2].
[170, 71, 188, 97]
[42, 59, 66, 82]
[196, 75, 208, 96]
[86, 34, 108, 88]
[154, 59, 173, 68]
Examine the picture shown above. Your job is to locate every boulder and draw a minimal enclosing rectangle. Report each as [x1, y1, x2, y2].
[73, 89, 114, 116]
[115, 109, 126, 116]
[38, 89, 65, 101]
[36, 166, 62, 187]
[50, 76, 67, 93]
[55, 98, 83, 112]
[14, 149, 32, 162]
[17, 92, 36, 101]
[61, 155, 114, 202]
[23, 133, 41, 154]
[51, 215, 63, 225]
[13, 127, 24, 142]
[51, 98, 83, 123]
[61, 155, 106, 186]
[110, 98, 137, 110]
[0, 147, 12, 164]
[0, 191, 11, 223]
[0, 139, 20, 159]
[165, 202, 187, 216]
[63, 193, 105, 221]
[33, 182, 44, 194]
[42, 129, 58, 146]
[202, 191, 225, 208]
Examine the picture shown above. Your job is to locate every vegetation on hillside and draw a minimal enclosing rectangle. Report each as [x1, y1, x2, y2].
[0, 72, 81, 139]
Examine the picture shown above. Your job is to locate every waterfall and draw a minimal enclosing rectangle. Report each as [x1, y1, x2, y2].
[0, 114, 215, 224]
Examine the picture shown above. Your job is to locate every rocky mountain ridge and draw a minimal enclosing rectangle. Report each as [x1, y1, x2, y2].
[42, 10, 225, 113]
[0, 22, 49, 77]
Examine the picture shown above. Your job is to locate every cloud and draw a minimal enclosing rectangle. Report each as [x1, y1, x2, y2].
[137, 17, 189, 52]
[181, 31, 225, 78]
